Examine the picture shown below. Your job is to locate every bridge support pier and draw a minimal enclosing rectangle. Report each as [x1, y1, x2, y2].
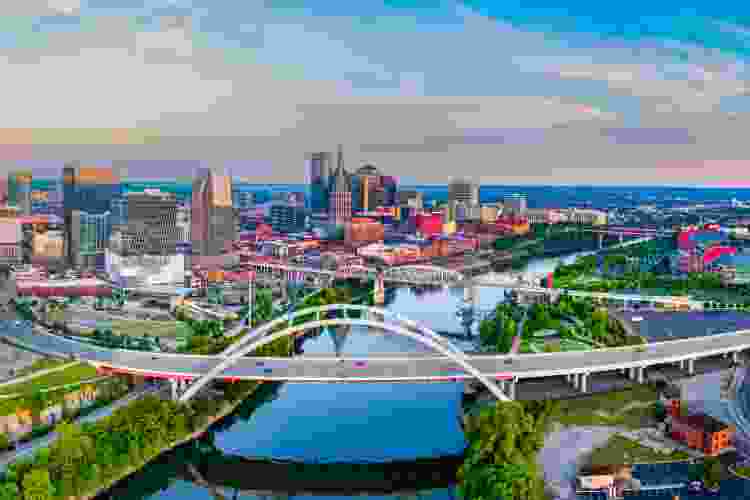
[578, 373, 588, 392]
[598, 233, 604, 249]
[505, 378, 516, 400]
[732, 351, 739, 364]
[619, 233, 624, 245]
[680, 358, 695, 375]
[170, 379, 191, 401]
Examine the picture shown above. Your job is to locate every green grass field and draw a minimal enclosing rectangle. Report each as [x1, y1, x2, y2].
[554, 385, 660, 429]
[106, 319, 188, 338]
[14, 358, 68, 377]
[588, 435, 690, 466]
[0, 363, 98, 396]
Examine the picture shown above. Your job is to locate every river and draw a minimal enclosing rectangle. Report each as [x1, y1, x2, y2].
[92, 248, 750, 500]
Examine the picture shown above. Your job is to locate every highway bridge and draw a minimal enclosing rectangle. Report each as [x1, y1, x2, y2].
[1, 304, 747, 403]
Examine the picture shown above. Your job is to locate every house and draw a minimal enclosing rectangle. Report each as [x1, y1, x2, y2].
[668, 401, 734, 456]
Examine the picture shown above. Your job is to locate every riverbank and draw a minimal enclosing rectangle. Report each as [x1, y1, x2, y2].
[78, 381, 264, 500]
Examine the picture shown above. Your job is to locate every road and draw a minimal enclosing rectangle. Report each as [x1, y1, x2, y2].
[3, 318, 750, 384]
[0, 385, 161, 472]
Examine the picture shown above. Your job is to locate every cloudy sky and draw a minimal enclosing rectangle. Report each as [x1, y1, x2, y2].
[1, 0, 750, 185]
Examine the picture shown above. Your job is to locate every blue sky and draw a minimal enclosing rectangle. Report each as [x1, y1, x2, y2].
[0, 1, 749, 185]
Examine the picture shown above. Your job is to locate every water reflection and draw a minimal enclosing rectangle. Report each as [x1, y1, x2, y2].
[97, 383, 461, 500]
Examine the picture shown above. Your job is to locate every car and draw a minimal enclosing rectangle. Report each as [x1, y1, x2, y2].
[353, 361, 367, 368]
[255, 361, 265, 367]
[263, 368, 273, 374]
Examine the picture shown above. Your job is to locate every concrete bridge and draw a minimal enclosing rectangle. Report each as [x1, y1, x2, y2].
[1, 307, 748, 403]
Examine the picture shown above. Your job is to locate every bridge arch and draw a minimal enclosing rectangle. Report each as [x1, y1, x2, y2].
[179, 304, 510, 402]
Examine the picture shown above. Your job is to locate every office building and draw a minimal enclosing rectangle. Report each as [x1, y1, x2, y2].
[0, 220, 22, 266]
[271, 202, 306, 234]
[449, 178, 480, 207]
[232, 189, 255, 210]
[308, 152, 332, 213]
[329, 146, 352, 226]
[110, 196, 128, 227]
[191, 166, 236, 258]
[62, 164, 121, 267]
[7, 171, 32, 215]
[381, 176, 398, 206]
[112, 190, 179, 255]
[69, 210, 111, 269]
[176, 204, 191, 242]
[398, 190, 423, 210]
[503, 193, 527, 216]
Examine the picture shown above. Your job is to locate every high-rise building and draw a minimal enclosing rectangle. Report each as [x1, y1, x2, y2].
[191, 166, 236, 258]
[176, 204, 191, 243]
[110, 195, 128, 228]
[503, 193, 527, 216]
[62, 164, 121, 267]
[7, 171, 32, 215]
[69, 210, 111, 269]
[111, 190, 179, 255]
[398, 190, 423, 210]
[308, 152, 332, 213]
[271, 202, 306, 234]
[329, 147, 352, 226]
[355, 164, 380, 212]
[232, 189, 255, 210]
[0, 220, 22, 266]
[449, 178, 480, 207]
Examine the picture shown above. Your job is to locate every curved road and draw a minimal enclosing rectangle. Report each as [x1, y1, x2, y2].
[2, 315, 750, 386]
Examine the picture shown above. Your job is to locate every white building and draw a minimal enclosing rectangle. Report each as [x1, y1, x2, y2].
[105, 251, 185, 287]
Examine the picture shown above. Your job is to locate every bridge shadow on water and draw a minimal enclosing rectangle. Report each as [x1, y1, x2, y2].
[96, 382, 464, 500]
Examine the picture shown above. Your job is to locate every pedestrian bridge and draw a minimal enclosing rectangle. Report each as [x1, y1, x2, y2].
[1, 307, 749, 403]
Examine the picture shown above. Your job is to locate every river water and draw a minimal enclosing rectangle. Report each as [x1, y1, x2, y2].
[96, 249, 750, 500]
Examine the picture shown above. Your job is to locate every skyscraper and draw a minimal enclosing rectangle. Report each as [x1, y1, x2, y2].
[7, 171, 32, 215]
[191, 166, 236, 259]
[62, 163, 121, 267]
[503, 193, 527, 216]
[308, 152, 332, 213]
[448, 177, 480, 207]
[114, 190, 179, 255]
[329, 146, 352, 226]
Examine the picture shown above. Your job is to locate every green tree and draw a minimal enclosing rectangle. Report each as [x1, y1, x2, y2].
[0, 483, 19, 500]
[21, 468, 53, 500]
[0, 433, 10, 451]
[703, 456, 723, 489]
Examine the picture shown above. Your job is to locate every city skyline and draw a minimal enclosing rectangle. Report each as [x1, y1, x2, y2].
[0, 2, 749, 185]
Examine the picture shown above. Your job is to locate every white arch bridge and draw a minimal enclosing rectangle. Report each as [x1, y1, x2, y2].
[2, 306, 750, 403]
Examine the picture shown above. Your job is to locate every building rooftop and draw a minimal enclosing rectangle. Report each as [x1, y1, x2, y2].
[674, 412, 731, 434]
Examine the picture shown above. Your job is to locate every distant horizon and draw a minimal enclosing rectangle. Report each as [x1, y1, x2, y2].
[26, 178, 750, 190]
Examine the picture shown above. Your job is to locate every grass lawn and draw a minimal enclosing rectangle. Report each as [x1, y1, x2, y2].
[14, 358, 68, 377]
[588, 435, 691, 466]
[0, 362, 98, 396]
[734, 466, 750, 478]
[554, 386, 659, 429]
[107, 319, 187, 338]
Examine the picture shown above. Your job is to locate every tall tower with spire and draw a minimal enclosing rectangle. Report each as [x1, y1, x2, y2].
[328, 144, 352, 226]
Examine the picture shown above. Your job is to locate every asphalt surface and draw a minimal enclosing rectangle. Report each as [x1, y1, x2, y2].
[3, 320, 750, 383]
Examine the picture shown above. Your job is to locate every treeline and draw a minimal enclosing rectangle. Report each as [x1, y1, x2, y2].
[458, 400, 559, 500]
[0, 385, 247, 500]
[0, 333, 294, 499]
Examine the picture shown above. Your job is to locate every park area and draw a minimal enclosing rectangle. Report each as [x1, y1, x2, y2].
[587, 434, 690, 466]
[553, 385, 661, 429]
[77, 319, 188, 339]
[0, 363, 97, 397]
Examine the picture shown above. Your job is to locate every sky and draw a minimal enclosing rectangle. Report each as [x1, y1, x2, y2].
[1, 0, 750, 185]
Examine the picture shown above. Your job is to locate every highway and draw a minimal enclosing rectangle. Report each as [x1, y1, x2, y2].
[3, 314, 750, 386]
